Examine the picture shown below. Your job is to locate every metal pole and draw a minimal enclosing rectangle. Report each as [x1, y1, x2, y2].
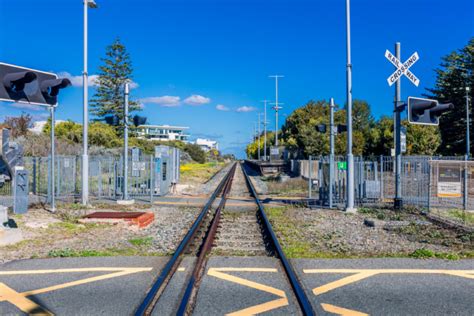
[257, 113, 261, 161]
[269, 76, 283, 147]
[464, 86, 470, 210]
[308, 156, 312, 199]
[329, 98, 335, 208]
[50, 106, 56, 212]
[345, 0, 356, 213]
[82, 0, 89, 205]
[394, 42, 403, 210]
[261, 100, 268, 161]
[466, 86, 470, 158]
[123, 83, 129, 200]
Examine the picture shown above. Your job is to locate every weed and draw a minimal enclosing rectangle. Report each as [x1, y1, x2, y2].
[409, 248, 461, 260]
[128, 237, 153, 247]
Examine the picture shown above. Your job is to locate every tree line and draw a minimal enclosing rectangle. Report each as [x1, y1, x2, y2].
[247, 38, 473, 159]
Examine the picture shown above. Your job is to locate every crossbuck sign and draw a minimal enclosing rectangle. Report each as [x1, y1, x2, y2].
[385, 50, 420, 87]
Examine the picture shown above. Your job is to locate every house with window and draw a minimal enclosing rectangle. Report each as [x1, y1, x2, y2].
[134, 125, 190, 142]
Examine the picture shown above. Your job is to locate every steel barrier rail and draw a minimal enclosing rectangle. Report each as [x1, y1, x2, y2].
[135, 163, 236, 316]
[241, 162, 316, 316]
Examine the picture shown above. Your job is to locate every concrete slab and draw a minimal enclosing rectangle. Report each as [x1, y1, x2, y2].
[291, 258, 474, 315]
[0, 228, 23, 246]
[0, 256, 168, 315]
[192, 256, 301, 315]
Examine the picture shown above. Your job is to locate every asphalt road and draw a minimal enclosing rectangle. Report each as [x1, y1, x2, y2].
[0, 256, 472, 315]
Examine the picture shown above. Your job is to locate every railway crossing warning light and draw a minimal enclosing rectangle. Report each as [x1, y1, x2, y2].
[0, 62, 70, 106]
[337, 124, 347, 133]
[408, 96, 454, 126]
[105, 115, 120, 126]
[316, 124, 327, 133]
[133, 115, 147, 127]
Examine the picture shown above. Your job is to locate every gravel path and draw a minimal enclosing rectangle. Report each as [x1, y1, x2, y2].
[267, 207, 473, 258]
[0, 206, 200, 264]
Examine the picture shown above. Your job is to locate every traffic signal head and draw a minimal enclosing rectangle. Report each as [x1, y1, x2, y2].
[408, 97, 453, 125]
[1, 62, 70, 106]
[316, 124, 327, 133]
[41, 78, 71, 105]
[132, 115, 147, 126]
[337, 124, 347, 133]
[3, 71, 37, 93]
[104, 115, 120, 126]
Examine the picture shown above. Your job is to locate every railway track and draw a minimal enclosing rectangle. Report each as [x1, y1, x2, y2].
[135, 162, 315, 316]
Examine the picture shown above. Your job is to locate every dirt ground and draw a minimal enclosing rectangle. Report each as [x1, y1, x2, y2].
[0, 204, 199, 264]
[266, 206, 473, 259]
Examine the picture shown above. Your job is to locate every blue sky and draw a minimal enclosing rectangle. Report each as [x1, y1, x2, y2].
[0, 0, 473, 158]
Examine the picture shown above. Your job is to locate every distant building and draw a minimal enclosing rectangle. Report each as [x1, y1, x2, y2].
[29, 120, 66, 134]
[135, 124, 190, 142]
[195, 138, 218, 152]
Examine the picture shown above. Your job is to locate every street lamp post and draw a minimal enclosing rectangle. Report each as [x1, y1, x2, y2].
[345, 0, 356, 213]
[269, 75, 283, 147]
[261, 100, 269, 161]
[464, 86, 471, 210]
[257, 113, 261, 160]
[82, 0, 97, 206]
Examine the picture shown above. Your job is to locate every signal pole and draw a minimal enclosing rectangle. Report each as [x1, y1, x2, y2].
[394, 42, 402, 210]
[257, 113, 261, 160]
[345, 0, 356, 213]
[329, 98, 335, 209]
[261, 100, 269, 161]
[82, 0, 98, 206]
[269, 75, 284, 146]
[123, 83, 130, 201]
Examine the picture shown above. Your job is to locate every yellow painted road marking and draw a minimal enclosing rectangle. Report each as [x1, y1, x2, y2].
[321, 303, 369, 316]
[303, 269, 474, 295]
[207, 267, 289, 315]
[0, 283, 53, 315]
[0, 267, 152, 314]
[312, 272, 378, 296]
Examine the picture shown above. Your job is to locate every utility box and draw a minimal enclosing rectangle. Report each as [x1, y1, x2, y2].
[13, 167, 28, 214]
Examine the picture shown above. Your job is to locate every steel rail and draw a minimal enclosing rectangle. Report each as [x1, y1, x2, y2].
[241, 162, 316, 316]
[176, 163, 236, 315]
[135, 163, 236, 316]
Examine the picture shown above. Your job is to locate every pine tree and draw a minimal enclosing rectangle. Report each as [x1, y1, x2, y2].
[90, 38, 140, 126]
[426, 38, 473, 155]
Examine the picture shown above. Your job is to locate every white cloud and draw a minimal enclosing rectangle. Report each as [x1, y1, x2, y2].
[236, 106, 256, 112]
[184, 94, 211, 106]
[140, 96, 181, 107]
[56, 71, 98, 87]
[216, 104, 230, 111]
[56, 71, 138, 89]
[11, 102, 43, 111]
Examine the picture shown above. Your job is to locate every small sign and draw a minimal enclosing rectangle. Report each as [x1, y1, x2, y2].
[270, 147, 279, 155]
[401, 126, 407, 153]
[337, 161, 347, 170]
[385, 50, 420, 87]
[437, 166, 461, 198]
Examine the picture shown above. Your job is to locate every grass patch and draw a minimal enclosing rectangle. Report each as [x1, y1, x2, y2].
[128, 237, 153, 247]
[180, 162, 225, 183]
[47, 247, 164, 258]
[265, 178, 307, 196]
[409, 248, 464, 260]
[446, 209, 474, 225]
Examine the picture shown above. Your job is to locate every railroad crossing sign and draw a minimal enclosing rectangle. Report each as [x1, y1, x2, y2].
[385, 50, 420, 87]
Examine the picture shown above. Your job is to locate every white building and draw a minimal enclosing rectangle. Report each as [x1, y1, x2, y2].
[29, 120, 66, 134]
[195, 138, 218, 152]
[135, 125, 190, 142]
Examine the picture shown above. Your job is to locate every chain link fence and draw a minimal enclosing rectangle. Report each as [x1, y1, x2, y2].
[291, 155, 474, 226]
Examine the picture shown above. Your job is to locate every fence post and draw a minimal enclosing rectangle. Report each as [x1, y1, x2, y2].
[150, 155, 154, 203]
[32, 157, 37, 195]
[463, 159, 468, 210]
[427, 158, 432, 212]
[380, 155, 384, 202]
[308, 156, 312, 199]
[98, 160, 102, 198]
